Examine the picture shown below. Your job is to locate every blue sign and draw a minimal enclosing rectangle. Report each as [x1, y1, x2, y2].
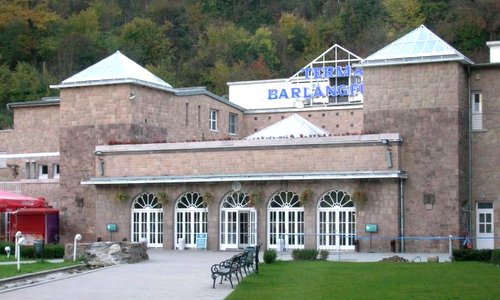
[196, 233, 207, 250]
[106, 223, 117, 232]
[267, 65, 364, 100]
[365, 224, 378, 233]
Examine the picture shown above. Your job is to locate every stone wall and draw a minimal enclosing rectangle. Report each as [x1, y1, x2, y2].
[64, 242, 148, 266]
[95, 135, 401, 177]
[363, 62, 469, 251]
[241, 108, 364, 137]
[92, 179, 402, 252]
[470, 66, 500, 248]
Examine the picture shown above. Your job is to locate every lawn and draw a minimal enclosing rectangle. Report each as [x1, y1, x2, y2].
[226, 261, 500, 300]
[0, 260, 80, 279]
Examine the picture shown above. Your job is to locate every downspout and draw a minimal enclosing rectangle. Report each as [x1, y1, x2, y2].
[467, 66, 472, 235]
[399, 177, 405, 252]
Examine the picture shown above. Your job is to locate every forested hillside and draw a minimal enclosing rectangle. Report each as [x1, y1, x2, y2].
[0, 0, 499, 128]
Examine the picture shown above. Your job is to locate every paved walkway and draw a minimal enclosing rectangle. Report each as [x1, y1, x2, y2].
[0, 250, 451, 300]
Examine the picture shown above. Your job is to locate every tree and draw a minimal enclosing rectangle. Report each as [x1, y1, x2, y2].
[118, 17, 172, 66]
[383, 0, 426, 38]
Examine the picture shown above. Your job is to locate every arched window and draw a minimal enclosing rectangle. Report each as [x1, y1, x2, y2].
[317, 190, 356, 250]
[131, 193, 163, 247]
[175, 192, 207, 249]
[219, 192, 257, 250]
[267, 190, 304, 250]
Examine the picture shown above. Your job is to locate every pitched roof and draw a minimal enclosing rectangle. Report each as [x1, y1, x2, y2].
[51, 51, 173, 90]
[244, 114, 329, 140]
[363, 25, 473, 67]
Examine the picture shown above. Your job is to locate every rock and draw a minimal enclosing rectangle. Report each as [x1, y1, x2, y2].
[64, 242, 148, 266]
[380, 255, 409, 262]
[427, 256, 439, 263]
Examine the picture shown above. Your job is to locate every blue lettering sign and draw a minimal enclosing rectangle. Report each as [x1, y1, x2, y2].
[268, 89, 278, 100]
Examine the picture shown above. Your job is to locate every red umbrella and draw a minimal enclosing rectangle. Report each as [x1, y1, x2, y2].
[0, 190, 48, 212]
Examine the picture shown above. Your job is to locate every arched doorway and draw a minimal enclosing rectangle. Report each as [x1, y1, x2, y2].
[219, 192, 257, 250]
[131, 192, 163, 248]
[267, 190, 304, 250]
[174, 192, 207, 249]
[317, 190, 356, 251]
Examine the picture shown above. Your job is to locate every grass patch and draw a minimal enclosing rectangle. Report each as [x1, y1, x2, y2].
[0, 255, 16, 262]
[0, 261, 80, 279]
[227, 261, 500, 300]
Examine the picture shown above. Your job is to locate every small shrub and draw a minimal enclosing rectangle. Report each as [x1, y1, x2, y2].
[19, 243, 65, 259]
[319, 250, 329, 261]
[452, 249, 493, 262]
[263, 249, 277, 264]
[491, 249, 500, 266]
[292, 249, 319, 260]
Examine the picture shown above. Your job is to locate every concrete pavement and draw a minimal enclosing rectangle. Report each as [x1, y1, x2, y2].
[0, 249, 451, 300]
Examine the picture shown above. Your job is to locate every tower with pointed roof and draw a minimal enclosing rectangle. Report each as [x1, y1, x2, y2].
[361, 25, 472, 250]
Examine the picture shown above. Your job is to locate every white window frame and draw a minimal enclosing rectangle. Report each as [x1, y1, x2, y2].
[219, 192, 257, 250]
[317, 190, 356, 251]
[174, 192, 208, 249]
[228, 113, 237, 135]
[38, 164, 49, 179]
[131, 192, 164, 248]
[267, 190, 304, 250]
[471, 93, 483, 130]
[52, 164, 60, 179]
[209, 109, 218, 131]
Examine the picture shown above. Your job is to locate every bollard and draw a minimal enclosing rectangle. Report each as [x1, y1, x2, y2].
[448, 235, 453, 259]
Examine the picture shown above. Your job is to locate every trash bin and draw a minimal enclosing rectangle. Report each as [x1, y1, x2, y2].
[277, 238, 285, 252]
[354, 239, 360, 252]
[34, 239, 44, 259]
[390, 240, 396, 253]
[178, 238, 185, 250]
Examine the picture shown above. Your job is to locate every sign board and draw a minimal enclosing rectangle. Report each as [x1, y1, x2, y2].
[106, 223, 117, 232]
[365, 223, 378, 233]
[196, 233, 207, 250]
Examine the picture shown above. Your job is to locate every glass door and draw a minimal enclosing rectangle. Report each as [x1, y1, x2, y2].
[476, 202, 494, 249]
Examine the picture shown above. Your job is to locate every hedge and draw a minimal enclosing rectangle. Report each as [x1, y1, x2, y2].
[292, 249, 319, 260]
[452, 249, 493, 262]
[0, 241, 64, 259]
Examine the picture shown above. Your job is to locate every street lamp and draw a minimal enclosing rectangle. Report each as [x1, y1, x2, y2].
[17, 237, 26, 272]
[15, 231, 22, 259]
[73, 234, 82, 261]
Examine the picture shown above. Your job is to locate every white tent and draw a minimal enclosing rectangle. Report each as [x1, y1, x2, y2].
[245, 114, 329, 140]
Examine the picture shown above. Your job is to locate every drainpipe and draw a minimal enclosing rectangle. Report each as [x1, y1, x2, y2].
[399, 177, 405, 252]
[467, 66, 472, 235]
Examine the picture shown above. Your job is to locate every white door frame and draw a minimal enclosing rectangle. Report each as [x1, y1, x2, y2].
[476, 202, 494, 249]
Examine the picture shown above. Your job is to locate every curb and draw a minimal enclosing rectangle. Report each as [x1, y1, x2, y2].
[0, 263, 86, 285]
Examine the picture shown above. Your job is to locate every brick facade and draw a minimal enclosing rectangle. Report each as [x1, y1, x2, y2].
[2, 46, 498, 252]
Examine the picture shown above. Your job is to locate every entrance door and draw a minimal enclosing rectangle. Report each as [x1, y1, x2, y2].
[220, 192, 257, 250]
[317, 190, 356, 251]
[239, 211, 249, 248]
[476, 202, 494, 249]
[131, 193, 164, 248]
[220, 209, 257, 250]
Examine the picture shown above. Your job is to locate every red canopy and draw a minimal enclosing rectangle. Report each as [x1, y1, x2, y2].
[0, 190, 48, 212]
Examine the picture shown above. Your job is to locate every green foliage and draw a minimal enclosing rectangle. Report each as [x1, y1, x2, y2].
[0, 0, 497, 125]
[0, 241, 64, 259]
[452, 249, 493, 262]
[491, 249, 500, 266]
[263, 249, 277, 264]
[291, 248, 319, 260]
[226, 261, 500, 300]
[319, 250, 329, 261]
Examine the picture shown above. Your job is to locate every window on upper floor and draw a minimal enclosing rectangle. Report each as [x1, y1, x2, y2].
[25, 161, 36, 179]
[53, 164, 60, 179]
[471, 93, 483, 131]
[38, 164, 49, 179]
[209, 109, 218, 131]
[229, 113, 237, 135]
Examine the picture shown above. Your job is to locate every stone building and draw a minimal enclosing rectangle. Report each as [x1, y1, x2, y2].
[0, 25, 498, 252]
